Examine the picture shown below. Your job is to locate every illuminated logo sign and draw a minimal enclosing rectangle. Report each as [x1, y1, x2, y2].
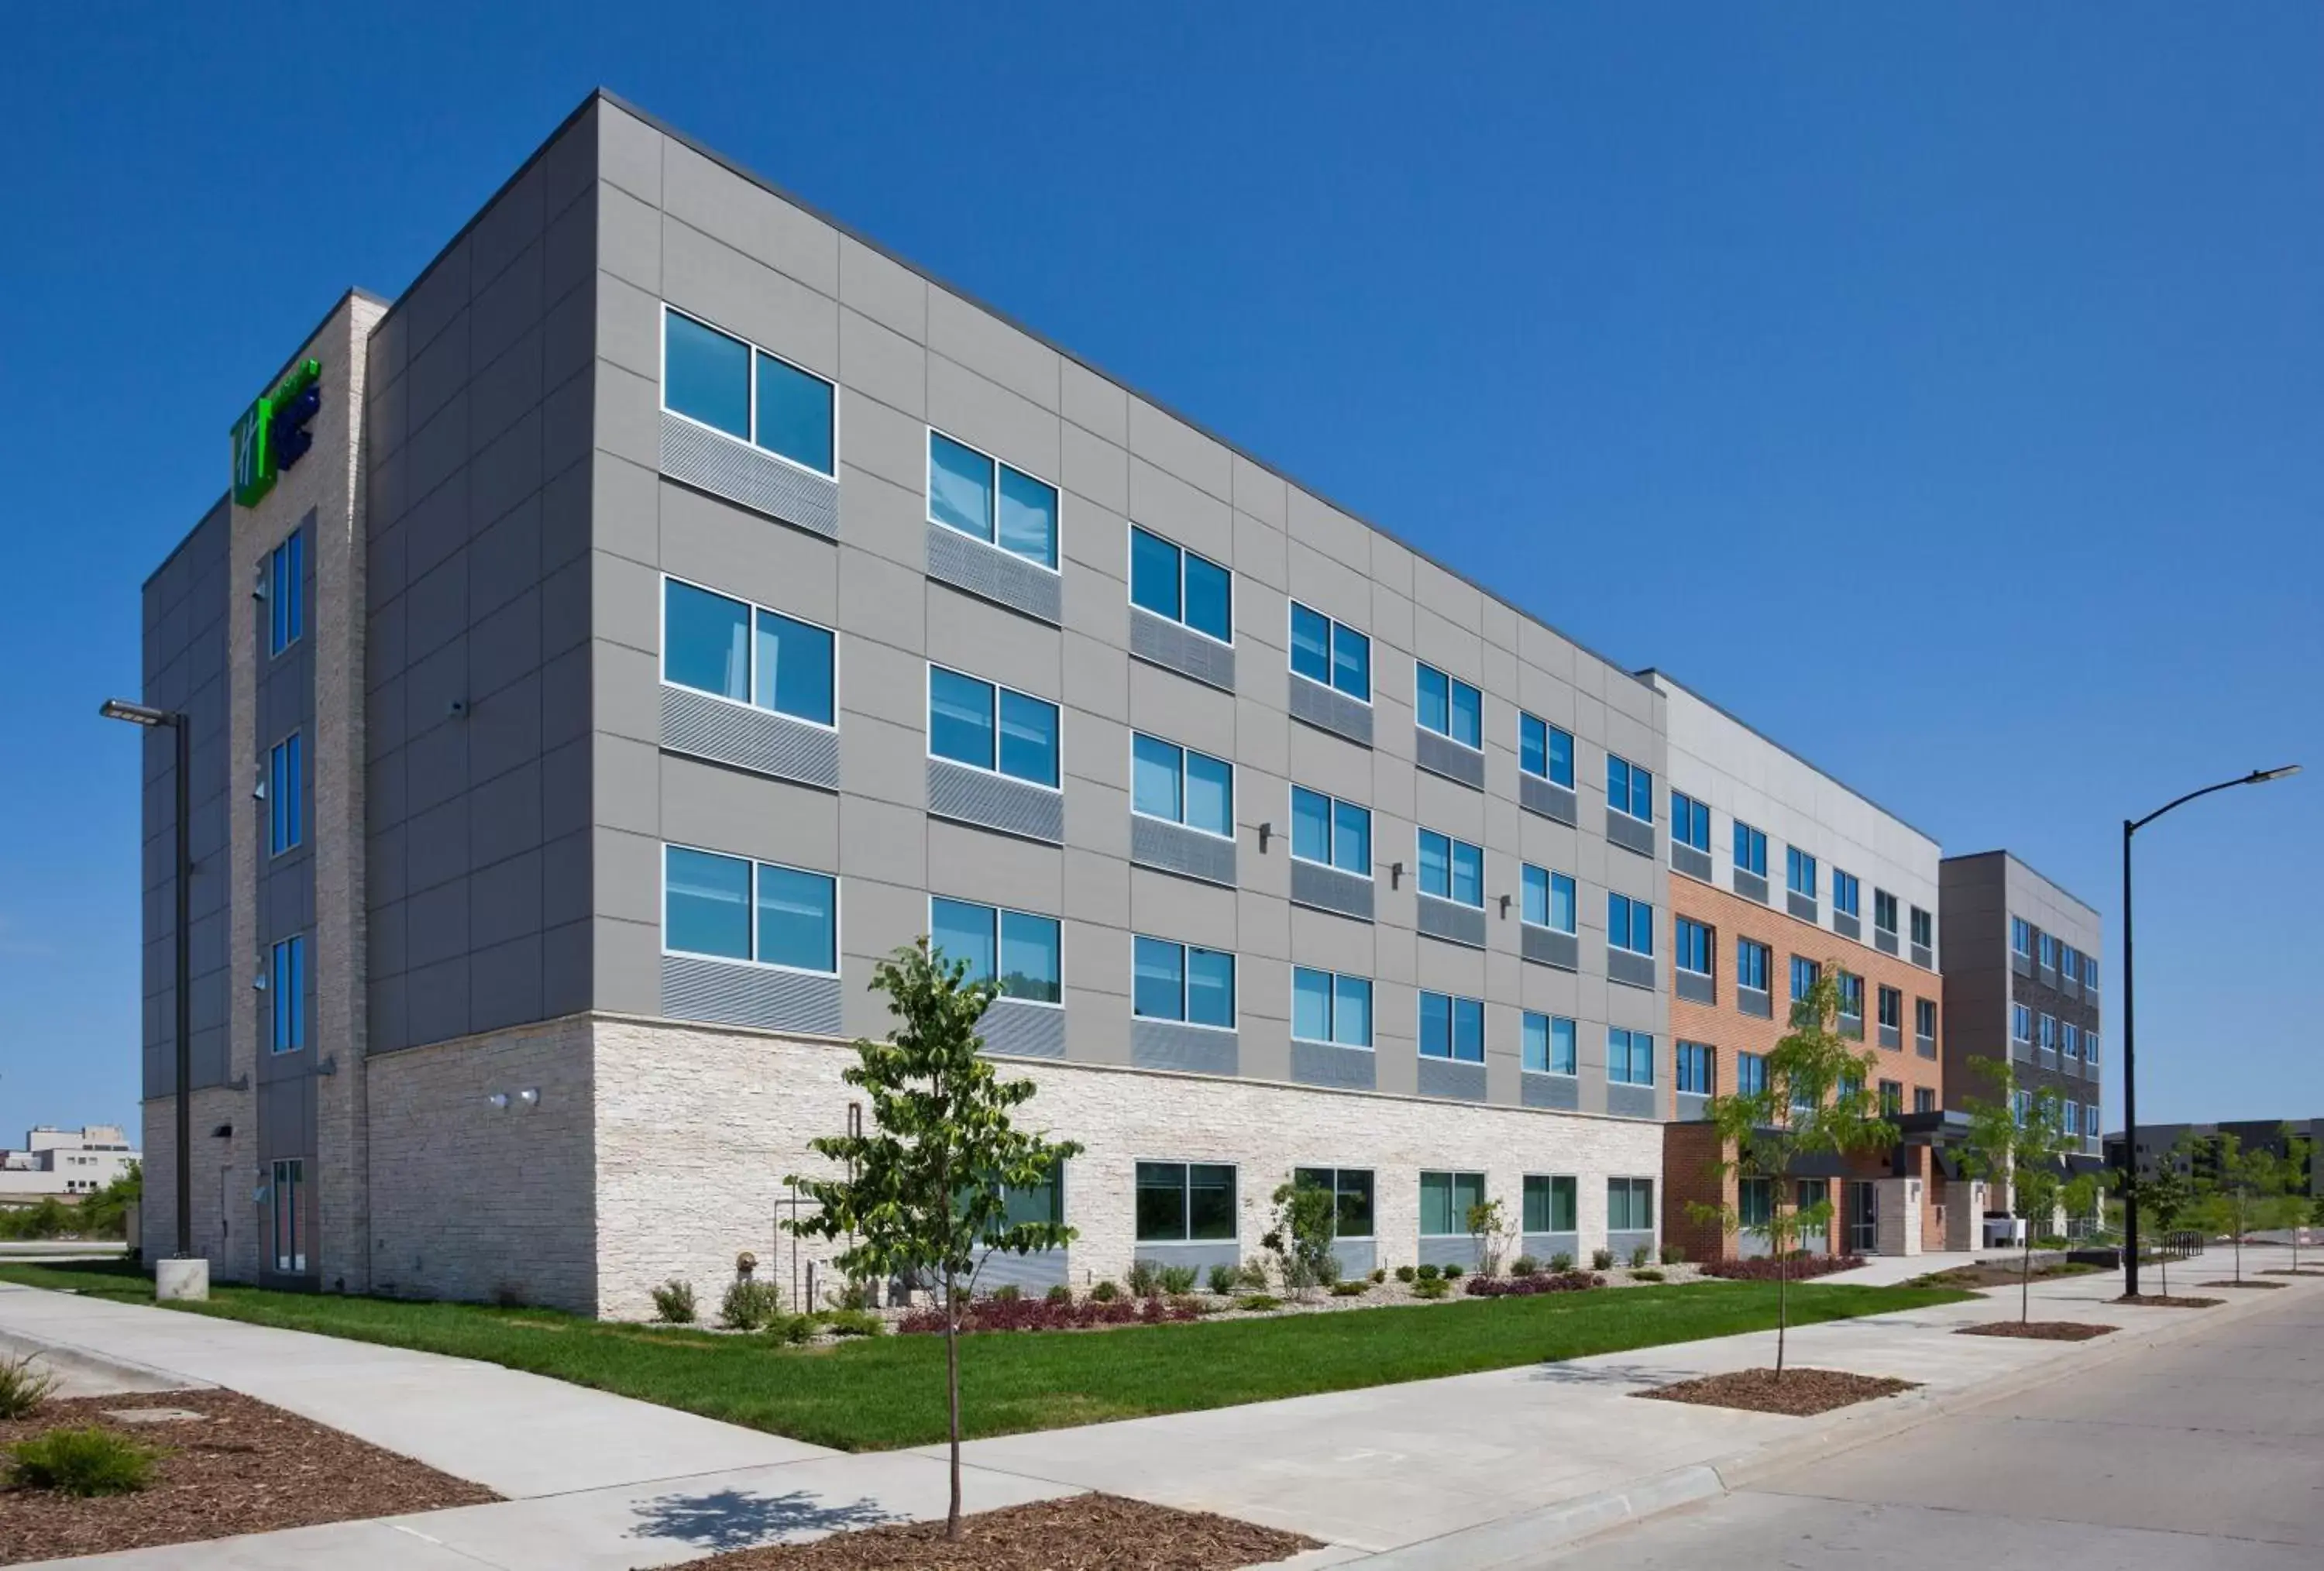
[230, 358, 323, 508]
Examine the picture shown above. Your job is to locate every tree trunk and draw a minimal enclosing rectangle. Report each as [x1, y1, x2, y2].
[2021, 1231, 2033, 1324]
[2158, 1237, 2168, 1298]
[1775, 1250, 1788, 1376]
[2233, 1203, 2243, 1284]
[944, 1264, 963, 1539]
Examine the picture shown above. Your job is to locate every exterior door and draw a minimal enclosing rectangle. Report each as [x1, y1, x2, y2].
[1796, 1180, 1830, 1254]
[1848, 1181, 1880, 1254]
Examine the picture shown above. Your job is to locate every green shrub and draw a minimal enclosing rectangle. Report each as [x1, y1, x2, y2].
[8, 1428, 156, 1496]
[1207, 1264, 1238, 1295]
[1090, 1280, 1119, 1303]
[1415, 1263, 1442, 1281]
[1549, 1252, 1574, 1273]
[0, 1353, 57, 1420]
[1330, 1280, 1369, 1297]
[1410, 1277, 1449, 1300]
[1629, 1245, 1652, 1270]
[988, 1283, 1023, 1303]
[763, 1314, 815, 1345]
[816, 1308, 883, 1338]
[1236, 1260, 1271, 1291]
[1125, 1260, 1163, 1298]
[1660, 1243, 1686, 1265]
[719, 1277, 782, 1331]
[1631, 1267, 1665, 1282]
[1160, 1264, 1200, 1295]
[1442, 1263, 1464, 1280]
[1045, 1283, 1073, 1305]
[1394, 1264, 1418, 1284]
[1509, 1255, 1540, 1278]
[1172, 1293, 1216, 1315]
[1370, 1267, 1387, 1284]
[827, 1277, 875, 1312]
[648, 1279, 697, 1325]
[1591, 1249, 1614, 1271]
[1235, 1294, 1281, 1312]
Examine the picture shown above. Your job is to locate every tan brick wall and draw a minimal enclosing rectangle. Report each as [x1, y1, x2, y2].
[590, 1014, 1669, 1322]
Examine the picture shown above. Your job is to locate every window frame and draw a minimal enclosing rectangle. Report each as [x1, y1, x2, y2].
[1832, 868, 1861, 918]
[1418, 990, 1486, 1063]
[1286, 600, 1372, 703]
[266, 528, 304, 658]
[1522, 1174, 1579, 1235]
[1132, 936, 1238, 1030]
[1416, 827, 1486, 909]
[1607, 1176, 1657, 1233]
[1607, 753, 1654, 823]
[1736, 936, 1772, 992]
[2012, 1002, 2033, 1044]
[660, 304, 838, 479]
[1786, 846, 1818, 899]
[1418, 1170, 1488, 1238]
[1736, 1051, 1769, 1096]
[661, 843, 841, 976]
[1128, 524, 1234, 645]
[266, 730, 304, 858]
[1522, 1011, 1578, 1076]
[1287, 784, 1373, 878]
[1733, 820, 1769, 876]
[1877, 984, 1903, 1030]
[1131, 731, 1235, 837]
[1290, 965, 1375, 1051]
[927, 896, 1064, 1006]
[661, 573, 840, 730]
[1134, 1160, 1239, 1244]
[1674, 916, 1714, 978]
[1669, 789, 1711, 852]
[2011, 916, 2033, 957]
[1414, 662, 1483, 751]
[268, 933, 305, 1055]
[1518, 712, 1576, 786]
[926, 425, 1061, 572]
[1607, 892, 1655, 957]
[1607, 1026, 1656, 1086]
[1917, 996, 1938, 1038]
[1291, 1165, 1377, 1239]
[1872, 889, 1899, 935]
[929, 664, 1062, 789]
[1520, 863, 1579, 934]
[1676, 1040, 1715, 1095]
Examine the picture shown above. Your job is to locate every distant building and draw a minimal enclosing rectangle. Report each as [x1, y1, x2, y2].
[0, 1126, 141, 1200]
[2105, 1119, 2324, 1198]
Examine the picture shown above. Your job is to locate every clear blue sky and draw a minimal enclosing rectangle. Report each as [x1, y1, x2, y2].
[1, 4, 2315, 1142]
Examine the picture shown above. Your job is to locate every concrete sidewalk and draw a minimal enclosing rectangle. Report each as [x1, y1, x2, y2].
[9, 1268, 2315, 1569]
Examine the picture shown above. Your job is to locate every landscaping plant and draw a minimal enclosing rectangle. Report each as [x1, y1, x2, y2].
[1591, 1249, 1614, 1270]
[1690, 963, 1898, 1374]
[1510, 1255, 1539, 1278]
[649, 1280, 697, 1325]
[784, 937, 1082, 1541]
[1549, 1251, 1574, 1272]
[1442, 1263, 1464, 1280]
[2113, 1150, 2196, 1297]
[1394, 1264, 1417, 1284]
[1466, 1196, 1512, 1278]
[1262, 1178, 1342, 1300]
[720, 1277, 782, 1331]
[7, 1428, 156, 1497]
[1630, 1244, 1652, 1270]
[1661, 1243, 1686, 1265]
[1464, 1270, 1604, 1297]
[1126, 1260, 1163, 1298]
[2281, 1126, 2317, 1274]
[1090, 1281, 1120, 1302]
[1159, 1265, 1199, 1295]
[1956, 1058, 2099, 1322]
[1207, 1264, 1237, 1296]
[2210, 1132, 2284, 1284]
[0, 1352, 57, 1419]
[1045, 1284, 1073, 1305]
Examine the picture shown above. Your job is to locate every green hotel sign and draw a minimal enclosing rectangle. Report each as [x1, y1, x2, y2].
[230, 357, 324, 507]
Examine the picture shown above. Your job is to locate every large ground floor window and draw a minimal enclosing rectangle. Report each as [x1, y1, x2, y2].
[1607, 1176, 1655, 1232]
[1291, 1167, 1376, 1239]
[1522, 1174, 1576, 1233]
[1136, 1162, 1236, 1243]
[1419, 1171, 1486, 1237]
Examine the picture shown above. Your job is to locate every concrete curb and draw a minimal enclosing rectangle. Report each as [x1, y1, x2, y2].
[1342, 1274, 2320, 1566]
[0, 1322, 219, 1394]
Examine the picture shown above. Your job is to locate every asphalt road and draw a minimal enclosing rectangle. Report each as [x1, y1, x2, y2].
[1547, 1285, 2324, 1569]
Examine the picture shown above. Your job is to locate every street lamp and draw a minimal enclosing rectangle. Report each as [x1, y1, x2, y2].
[2120, 764, 2301, 1295]
[100, 697, 194, 1261]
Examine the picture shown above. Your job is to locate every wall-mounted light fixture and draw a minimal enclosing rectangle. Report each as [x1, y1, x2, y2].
[1257, 821, 1274, 853]
[486, 1091, 511, 1111]
[1390, 861, 1404, 889]
[1497, 892, 1511, 918]
[517, 1088, 539, 1108]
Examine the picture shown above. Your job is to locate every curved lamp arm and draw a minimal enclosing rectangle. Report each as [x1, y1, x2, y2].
[2130, 765, 2302, 834]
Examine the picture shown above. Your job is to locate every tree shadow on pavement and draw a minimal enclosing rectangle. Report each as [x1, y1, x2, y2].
[629, 1487, 904, 1552]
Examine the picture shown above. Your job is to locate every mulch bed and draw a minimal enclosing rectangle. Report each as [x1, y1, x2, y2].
[674, 1493, 1320, 1569]
[2262, 1268, 2324, 1277]
[1955, 1322, 2118, 1342]
[2199, 1280, 2288, 1290]
[1633, 1367, 1918, 1417]
[0, 1390, 496, 1563]
[2113, 1294, 2225, 1308]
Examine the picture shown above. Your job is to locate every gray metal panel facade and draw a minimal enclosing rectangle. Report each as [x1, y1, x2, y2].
[1288, 859, 1373, 921]
[1518, 775, 1576, 826]
[1607, 948, 1656, 991]
[1129, 1020, 1237, 1075]
[1520, 1072, 1579, 1112]
[1521, 1232, 1579, 1264]
[1129, 607, 1235, 691]
[1733, 868, 1769, 904]
[1520, 926, 1580, 971]
[978, 999, 1066, 1059]
[1418, 1236, 1483, 1271]
[661, 954, 844, 1035]
[1129, 815, 1237, 886]
[1415, 895, 1486, 949]
[1834, 912, 1861, 941]
[924, 521, 1061, 624]
[927, 760, 1064, 844]
[660, 411, 840, 538]
[1738, 985, 1772, 1019]
[1786, 891, 1818, 923]
[141, 499, 235, 1096]
[1605, 810, 1655, 859]
[1290, 1039, 1377, 1091]
[659, 684, 840, 789]
[1674, 968, 1714, 1006]
[1418, 1058, 1487, 1102]
[1287, 672, 1372, 747]
[1132, 1239, 1239, 1274]
[1605, 1083, 1658, 1120]
[1606, 1229, 1657, 1261]
[1670, 844, 1712, 883]
[1413, 729, 1485, 789]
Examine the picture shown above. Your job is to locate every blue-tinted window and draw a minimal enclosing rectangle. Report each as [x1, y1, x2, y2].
[2038, 932, 2056, 969]
[1786, 847, 1817, 899]
[1607, 755, 1653, 820]
[268, 732, 302, 856]
[1873, 889, 1899, 934]
[1521, 863, 1577, 933]
[1608, 1027, 1655, 1085]
[755, 608, 835, 725]
[1791, 954, 1820, 1000]
[1733, 821, 1768, 876]
[755, 864, 837, 971]
[2083, 955, 2098, 992]
[1292, 966, 1373, 1047]
[996, 466, 1058, 567]
[1670, 790, 1710, 852]
[1838, 971, 1865, 1019]
[267, 529, 304, 656]
[665, 579, 834, 724]
[930, 667, 1057, 786]
[1608, 893, 1655, 956]
[931, 897, 1061, 1004]
[1290, 786, 1369, 874]
[1677, 1042, 1714, 1095]
[2062, 1022, 2080, 1060]
[928, 431, 1057, 569]
[1136, 937, 1235, 1026]
[2011, 916, 2033, 957]
[664, 846, 752, 961]
[1918, 997, 1940, 1039]
[1417, 828, 1483, 907]
[1419, 991, 1485, 1062]
[1675, 916, 1712, 975]
[1129, 526, 1230, 641]
[1523, 1012, 1577, 1075]
[1519, 713, 1575, 786]
[1133, 734, 1232, 836]
[663, 310, 750, 438]
[1737, 1052, 1769, 1096]
[756, 352, 835, 473]
[1420, 1171, 1487, 1236]
[1737, 937, 1771, 992]
[270, 934, 305, 1054]
[2012, 1003, 2032, 1043]
[1833, 869, 1860, 918]
[1415, 663, 1482, 748]
[1288, 602, 1370, 700]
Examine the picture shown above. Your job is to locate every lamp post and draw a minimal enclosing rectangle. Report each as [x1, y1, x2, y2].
[101, 698, 193, 1260]
[2120, 764, 2300, 1295]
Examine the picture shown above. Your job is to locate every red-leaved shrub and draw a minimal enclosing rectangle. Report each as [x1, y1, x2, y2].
[1697, 1254, 1865, 1281]
[1463, 1270, 1605, 1297]
[896, 1294, 1202, 1335]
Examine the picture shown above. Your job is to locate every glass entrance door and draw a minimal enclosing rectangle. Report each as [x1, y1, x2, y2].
[1847, 1181, 1880, 1254]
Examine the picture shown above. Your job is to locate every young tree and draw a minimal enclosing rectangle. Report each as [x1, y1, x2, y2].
[785, 939, 1082, 1540]
[1957, 1061, 2099, 1323]
[2116, 1142, 2197, 1297]
[1262, 1179, 1340, 1300]
[2212, 1133, 2284, 1286]
[2281, 1126, 2318, 1274]
[1466, 1196, 1513, 1279]
[1690, 963, 1898, 1374]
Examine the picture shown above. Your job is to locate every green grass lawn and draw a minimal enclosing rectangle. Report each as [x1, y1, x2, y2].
[0, 1259, 1966, 1451]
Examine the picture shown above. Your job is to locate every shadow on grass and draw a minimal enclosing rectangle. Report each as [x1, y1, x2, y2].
[629, 1486, 905, 1552]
